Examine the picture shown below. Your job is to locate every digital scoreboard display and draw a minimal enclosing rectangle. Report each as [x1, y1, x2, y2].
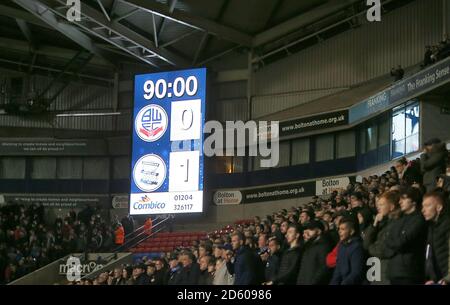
[130, 68, 206, 215]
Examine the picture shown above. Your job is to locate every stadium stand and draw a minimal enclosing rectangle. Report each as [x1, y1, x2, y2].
[1, 0, 450, 290]
[72, 140, 449, 285]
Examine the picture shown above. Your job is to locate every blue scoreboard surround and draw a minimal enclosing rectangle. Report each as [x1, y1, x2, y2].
[130, 68, 206, 215]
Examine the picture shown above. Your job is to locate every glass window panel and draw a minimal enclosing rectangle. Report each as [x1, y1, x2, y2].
[378, 117, 390, 147]
[0, 158, 26, 179]
[233, 157, 244, 173]
[113, 157, 130, 179]
[315, 134, 334, 162]
[405, 134, 419, 154]
[336, 130, 355, 158]
[57, 158, 82, 179]
[31, 158, 56, 179]
[405, 104, 420, 137]
[359, 128, 366, 154]
[274, 141, 290, 168]
[83, 158, 109, 179]
[391, 101, 420, 158]
[367, 124, 378, 151]
[292, 138, 310, 165]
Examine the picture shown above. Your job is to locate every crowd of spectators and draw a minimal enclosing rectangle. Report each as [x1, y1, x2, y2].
[83, 138, 449, 286]
[422, 35, 450, 69]
[390, 35, 450, 83]
[390, 65, 405, 81]
[0, 204, 119, 284]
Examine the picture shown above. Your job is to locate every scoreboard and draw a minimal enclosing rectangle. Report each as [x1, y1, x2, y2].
[130, 68, 206, 215]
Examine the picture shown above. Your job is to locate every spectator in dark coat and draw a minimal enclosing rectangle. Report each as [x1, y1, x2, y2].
[349, 192, 365, 223]
[167, 255, 182, 285]
[133, 264, 150, 285]
[436, 174, 450, 194]
[297, 220, 332, 285]
[268, 224, 302, 285]
[178, 251, 201, 285]
[390, 65, 404, 81]
[198, 256, 213, 285]
[120, 215, 134, 237]
[270, 223, 284, 246]
[385, 187, 427, 284]
[422, 191, 450, 284]
[396, 65, 404, 80]
[226, 232, 260, 285]
[357, 208, 373, 240]
[151, 259, 168, 285]
[363, 191, 401, 285]
[420, 139, 447, 192]
[395, 157, 422, 186]
[330, 219, 365, 285]
[422, 45, 433, 68]
[262, 238, 281, 283]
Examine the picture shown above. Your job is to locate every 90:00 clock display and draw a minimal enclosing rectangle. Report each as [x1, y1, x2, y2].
[143, 76, 198, 100]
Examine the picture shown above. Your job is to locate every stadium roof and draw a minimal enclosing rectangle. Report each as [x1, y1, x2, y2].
[0, 0, 416, 86]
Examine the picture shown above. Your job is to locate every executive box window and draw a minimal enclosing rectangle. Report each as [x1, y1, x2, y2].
[113, 157, 130, 179]
[378, 116, 390, 147]
[31, 157, 56, 179]
[315, 134, 334, 162]
[0, 157, 26, 179]
[336, 130, 355, 158]
[83, 158, 109, 179]
[392, 101, 420, 158]
[233, 157, 244, 173]
[57, 158, 82, 179]
[292, 138, 310, 165]
[214, 156, 234, 174]
[276, 141, 290, 168]
[366, 123, 378, 151]
[359, 128, 366, 154]
[253, 141, 290, 170]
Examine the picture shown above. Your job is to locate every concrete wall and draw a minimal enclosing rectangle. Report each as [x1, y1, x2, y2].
[421, 99, 450, 144]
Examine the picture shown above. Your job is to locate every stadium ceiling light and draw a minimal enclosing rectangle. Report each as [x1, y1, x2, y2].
[55, 112, 122, 117]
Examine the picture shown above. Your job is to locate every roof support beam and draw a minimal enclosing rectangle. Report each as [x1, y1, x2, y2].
[192, 0, 230, 66]
[253, 0, 360, 47]
[120, 0, 252, 47]
[46, 0, 188, 67]
[0, 4, 52, 29]
[152, 13, 158, 48]
[112, 8, 139, 22]
[15, 19, 37, 50]
[0, 57, 113, 85]
[192, 32, 208, 65]
[13, 0, 117, 66]
[96, 0, 111, 22]
[160, 30, 197, 48]
[157, 0, 177, 41]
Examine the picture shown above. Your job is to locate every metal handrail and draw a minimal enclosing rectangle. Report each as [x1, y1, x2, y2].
[113, 217, 169, 253]
[78, 217, 170, 281]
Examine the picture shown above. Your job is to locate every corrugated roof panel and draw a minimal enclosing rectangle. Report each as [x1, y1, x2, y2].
[220, 0, 275, 34]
